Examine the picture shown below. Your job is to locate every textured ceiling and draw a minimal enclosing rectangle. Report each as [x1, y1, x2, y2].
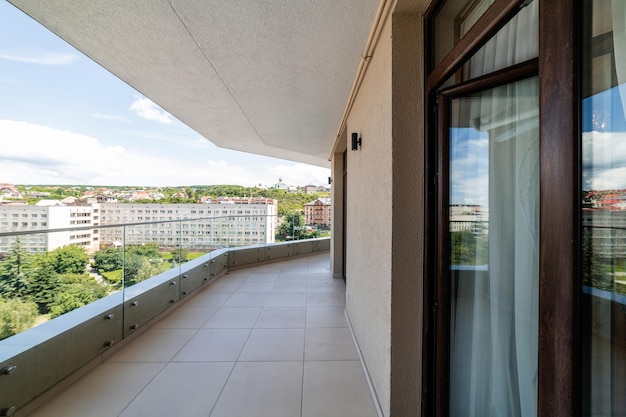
[9, 0, 382, 167]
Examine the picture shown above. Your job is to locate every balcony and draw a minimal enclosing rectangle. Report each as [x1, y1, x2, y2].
[3, 249, 377, 417]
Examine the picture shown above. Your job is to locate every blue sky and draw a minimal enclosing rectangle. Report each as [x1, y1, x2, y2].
[0, 2, 330, 187]
[449, 127, 489, 206]
[582, 85, 626, 191]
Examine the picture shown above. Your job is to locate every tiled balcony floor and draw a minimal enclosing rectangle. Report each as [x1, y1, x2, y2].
[28, 253, 378, 417]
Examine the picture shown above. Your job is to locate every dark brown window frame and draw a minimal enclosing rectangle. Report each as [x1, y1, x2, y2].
[423, 0, 581, 416]
[425, 0, 529, 91]
[435, 59, 538, 417]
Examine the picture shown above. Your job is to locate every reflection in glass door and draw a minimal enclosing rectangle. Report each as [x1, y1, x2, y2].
[582, 0, 626, 414]
[444, 76, 539, 416]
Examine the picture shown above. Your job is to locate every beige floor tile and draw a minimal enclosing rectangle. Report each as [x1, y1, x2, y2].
[224, 272, 252, 280]
[307, 280, 346, 292]
[302, 361, 377, 417]
[249, 264, 284, 273]
[305, 327, 359, 361]
[236, 281, 275, 292]
[182, 291, 231, 308]
[245, 274, 278, 282]
[26, 254, 379, 417]
[106, 328, 197, 362]
[239, 329, 305, 361]
[265, 292, 307, 307]
[276, 272, 309, 281]
[307, 272, 335, 281]
[173, 328, 250, 361]
[207, 280, 242, 292]
[272, 279, 308, 292]
[119, 362, 234, 417]
[209, 362, 303, 417]
[307, 265, 332, 273]
[307, 291, 345, 307]
[152, 306, 219, 329]
[203, 307, 261, 328]
[305, 307, 348, 328]
[28, 362, 165, 417]
[255, 307, 306, 328]
[222, 292, 269, 308]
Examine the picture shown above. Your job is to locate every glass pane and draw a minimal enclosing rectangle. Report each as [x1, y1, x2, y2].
[434, 0, 496, 66]
[435, 0, 538, 89]
[460, 0, 538, 81]
[448, 76, 539, 416]
[581, 0, 626, 414]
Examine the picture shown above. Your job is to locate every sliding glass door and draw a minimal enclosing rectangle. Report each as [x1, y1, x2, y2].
[439, 74, 539, 417]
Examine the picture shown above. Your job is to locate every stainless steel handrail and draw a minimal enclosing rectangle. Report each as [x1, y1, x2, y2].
[0, 214, 279, 238]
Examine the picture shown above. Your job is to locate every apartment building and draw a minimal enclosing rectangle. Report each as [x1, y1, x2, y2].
[99, 198, 277, 250]
[304, 197, 332, 229]
[0, 201, 100, 254]
[449, 204, 489, 234]
[8, 0, 624, 415]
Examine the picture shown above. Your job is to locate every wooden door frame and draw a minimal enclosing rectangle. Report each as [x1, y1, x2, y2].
[423, 0, 580, 415]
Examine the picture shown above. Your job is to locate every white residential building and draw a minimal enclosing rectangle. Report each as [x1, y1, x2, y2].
[0, 202, 101, 254]
[99, 199, 277, 249]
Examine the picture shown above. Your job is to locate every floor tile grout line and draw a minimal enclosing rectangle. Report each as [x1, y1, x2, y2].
[208, 269, 269, 417]
[301, 267, 309, 417]
[112, 280, 229, 417]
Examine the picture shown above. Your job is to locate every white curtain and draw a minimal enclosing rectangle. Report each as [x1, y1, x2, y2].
[449, 2, 539, 416]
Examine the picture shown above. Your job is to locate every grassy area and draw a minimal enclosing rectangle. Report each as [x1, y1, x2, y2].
[161, 251, 207, 261]
[33, 314, 51, 327]
[100, 252, 207, 284]
[101, 269, 123, 283]
[187, 252, 206, 260]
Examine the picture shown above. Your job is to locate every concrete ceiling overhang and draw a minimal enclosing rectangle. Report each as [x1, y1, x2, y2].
[8, 0, 382, 167]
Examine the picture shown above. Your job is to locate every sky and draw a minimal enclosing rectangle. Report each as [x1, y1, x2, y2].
[582, 85, 626, 191]
[0, 2, 330, 188]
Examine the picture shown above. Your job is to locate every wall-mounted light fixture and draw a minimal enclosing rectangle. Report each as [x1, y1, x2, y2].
[351, 132, 362, 151]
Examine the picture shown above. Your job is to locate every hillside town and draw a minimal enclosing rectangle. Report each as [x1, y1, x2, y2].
[0, 181, 332, 256]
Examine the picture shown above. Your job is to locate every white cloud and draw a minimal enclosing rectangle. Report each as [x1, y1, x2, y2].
[583, 131, 626, 190]
[129, 96, 173, 124]
[269, 163, 331, 186]
[0, 120, 330, 187]
[92, 113, 129, 123]
[0, 50, 77, 65]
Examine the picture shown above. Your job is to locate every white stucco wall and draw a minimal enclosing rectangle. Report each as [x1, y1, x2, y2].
[339, 3, 427, 415]
[344, 15, 394, 415]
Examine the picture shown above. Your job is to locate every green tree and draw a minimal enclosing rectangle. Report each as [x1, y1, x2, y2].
[122, 254, 143, 284]
[49, 281, 107, 318]
[170, 247, 189, 263]
[133, 258, 171, 283]
[93, 247, 123, 272]
[0, 297, 38, 340]
[60, 272, 95, 284]
[450, 231, 489, 266]
[0, 239, 32, 298]
[278, 213, 307, 240]
[50, 245, 89, 274]
[24, 252, 61, 314]
[127, 243, 162, 258]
